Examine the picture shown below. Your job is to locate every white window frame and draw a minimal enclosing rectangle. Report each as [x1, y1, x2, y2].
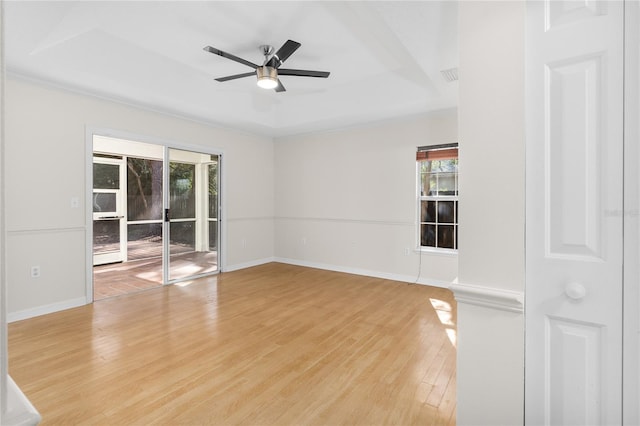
[417, 143, 459, 253]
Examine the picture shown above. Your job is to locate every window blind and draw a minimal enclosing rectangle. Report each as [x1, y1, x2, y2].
[416, 143, 458, 161]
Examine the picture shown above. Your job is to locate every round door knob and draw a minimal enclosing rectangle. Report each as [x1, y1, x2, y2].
[565, 282, 586, 300]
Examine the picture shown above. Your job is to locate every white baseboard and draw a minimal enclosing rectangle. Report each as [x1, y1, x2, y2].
[273, 257, 453, 289]
[4, 375, 41, 425]
[8, 297, 87, 323]
[6, 257, 454, 323]
[7, 259, 452, 322]
[223, 257, 276, 273]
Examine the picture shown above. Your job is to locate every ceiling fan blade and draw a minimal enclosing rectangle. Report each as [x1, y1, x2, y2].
[215, 71, 256, 82]
[278, 69, 330, 78]
[203, 46, 259, 69]
[275, 79, 286, 93]
[268, 40, 301, 68]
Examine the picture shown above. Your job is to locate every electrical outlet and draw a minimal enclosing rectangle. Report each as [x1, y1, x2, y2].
[302, 237, 307, 246]
[241, 238, 247, 249]
[70, 197, 79, 209]
[31, 266, 41, 278]
[404, 247, 411, 256]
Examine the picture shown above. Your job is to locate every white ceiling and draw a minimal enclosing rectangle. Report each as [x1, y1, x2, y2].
[4, 1, 458, 138]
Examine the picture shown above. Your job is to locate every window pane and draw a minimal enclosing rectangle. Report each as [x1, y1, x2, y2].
[128, 158, 163, 221]
[170, 163, 195, 219]
[421, 224, 436, 247]
[170, 221, 195, 254]
[209, 220, 218, 251]
[431, 159, 458, 173]
[438, 225, 455, 249]
[127, 223, 162, 261]
[421, 200, 436, 223]
[93, 192, 116, 213]
[93, 220, 119, 254]
[93, 163, 119, 189]
[455, 225, 458, 249]
[455, 173, 459, 196]
[209, 163, 218, 219]
[429, 175, 438, 196]
[438, 172, 457, 196]
[455, 201, 459, 223]
[419, 161, 433, 196]
[420, 172, 429, 196]
[438, 201, 455, 223]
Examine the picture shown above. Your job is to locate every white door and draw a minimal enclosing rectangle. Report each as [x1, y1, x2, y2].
[93, 157, 126, 265]
[525, 1, 624, 424]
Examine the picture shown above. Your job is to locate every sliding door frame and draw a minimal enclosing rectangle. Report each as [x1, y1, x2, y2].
[85, 127, 225, 303]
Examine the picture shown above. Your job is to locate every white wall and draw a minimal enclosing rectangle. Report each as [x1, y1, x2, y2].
[1, 0, 7, 413]
[454, 1, 525, 425]
[274, 109, 458, 286]
[4, 77, 275, 320]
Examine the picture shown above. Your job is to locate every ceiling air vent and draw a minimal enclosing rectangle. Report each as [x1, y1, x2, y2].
[440, 68, 458, 82]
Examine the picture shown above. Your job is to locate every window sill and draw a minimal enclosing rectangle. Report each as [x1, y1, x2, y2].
[414, 247, 458, 257]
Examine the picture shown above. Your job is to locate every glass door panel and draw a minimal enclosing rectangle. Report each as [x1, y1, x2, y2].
[126, 157, 164, 261]
[92, 137, 166, 302]
[167, 149, 219, 282]
[208, 161, 219, 252]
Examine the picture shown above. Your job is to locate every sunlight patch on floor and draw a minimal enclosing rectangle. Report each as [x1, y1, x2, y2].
[430, 298, 457, 348]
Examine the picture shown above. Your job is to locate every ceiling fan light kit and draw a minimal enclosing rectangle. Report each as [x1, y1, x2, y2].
[204, 39, 330, 93]
[256, 66, 278, 89]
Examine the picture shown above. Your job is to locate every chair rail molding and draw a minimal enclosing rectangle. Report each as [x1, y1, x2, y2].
[450, 282, 524, 313]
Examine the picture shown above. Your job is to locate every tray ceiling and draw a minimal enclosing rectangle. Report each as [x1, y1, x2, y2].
[4, 1, 458, 137]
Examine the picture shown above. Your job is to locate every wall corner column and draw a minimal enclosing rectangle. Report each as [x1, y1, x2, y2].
[456, 1, 526, 424]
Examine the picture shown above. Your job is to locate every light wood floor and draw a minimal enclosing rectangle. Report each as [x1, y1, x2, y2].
[93, 251, 218, 300]
[9, 263, 456, 425]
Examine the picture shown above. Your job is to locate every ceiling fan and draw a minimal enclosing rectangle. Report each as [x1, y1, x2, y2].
[203, 40, 330, 93]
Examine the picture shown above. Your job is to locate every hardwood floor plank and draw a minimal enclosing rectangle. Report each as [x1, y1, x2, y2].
[9, 263, 456, 425]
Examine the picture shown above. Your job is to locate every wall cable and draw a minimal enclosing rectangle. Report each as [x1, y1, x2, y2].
[411, 247, 423, 285]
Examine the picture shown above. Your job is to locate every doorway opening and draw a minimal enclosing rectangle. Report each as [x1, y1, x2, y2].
[91, 135, 221, 300]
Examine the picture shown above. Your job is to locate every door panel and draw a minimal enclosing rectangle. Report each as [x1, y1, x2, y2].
[166, 149, 219, 282]
[546, 55, 602, 259]
[93, 158, 126, 265]
[547, 317, 604, 424]
[208, 161, 219, 252]
[126, 157, 164, 261]
[526, 1, 624, 424]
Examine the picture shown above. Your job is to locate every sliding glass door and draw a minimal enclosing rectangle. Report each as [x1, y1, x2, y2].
[92, 136, 221, 300]
[166, 148, 219, 282]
